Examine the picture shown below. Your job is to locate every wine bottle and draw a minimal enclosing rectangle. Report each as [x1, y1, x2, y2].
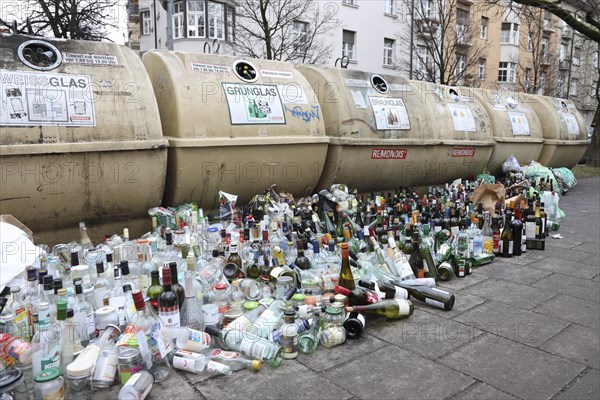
[345, 299, 413, 319]
[334, 285, 379, 306]
[391, 282, 455, 311]
[158, 266, 180, 328]
[357, 280, 408, 300]
[338, 242, 355, 290]
[168, 262, 185, 308]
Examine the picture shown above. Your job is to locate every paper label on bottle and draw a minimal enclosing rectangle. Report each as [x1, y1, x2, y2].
[499, 240, 503, 253]
[96, 350, 118, 381]
[184, 329, 211, 351]
[207, 360, 230, 374]
[282, 331, 298, 355]
[209, 348, 241, 359]
[149, 322, 167, 358]
[525, 222, 536, 239]
[394, 299, 411, 316]
[86, 313, 96, 335]
[202, 305, 220, 325]
[94, 287, 109, 309]
[240, 338, 267, 361]
[159, 306, 181, 328]
[135, 329, 153, 369]
[230, 316, 251, 332]
[508, 241, 514, 255]
[41, 345, 60, 371]
[173, 356, 196, 372]
[425, 297, 446, 310]
[365, 290, 380, 304]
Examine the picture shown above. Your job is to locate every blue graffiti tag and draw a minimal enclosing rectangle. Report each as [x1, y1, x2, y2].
[285, 105, 321, 123]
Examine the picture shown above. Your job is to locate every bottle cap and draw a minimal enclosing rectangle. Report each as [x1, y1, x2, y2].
[34, 368, 61, 383]
[43, 276, 54, 290]
[57, 288, 67, 296]
[251, 360, 262, 371]
[334, 286, 351, 296]
[215, 283, 227, 291]
[204, 324, 222, 337]
[10, 286, 20, 293]
[67, 308, 74, 318]
[120, 261, 130, 275]
[151, 270, 159, 279]
[37, 270, 47, 284]
[162, 266, 171, 284]
[106, 252, 113, 263]
[113, 266, 120, 278]
[96, 261, 104, 274]
[74, 283, 83, 295]
[26, 268, 37, 281]
[243, 301, 259, 310]
[132, 290, 146, 310]
[122, 284, 132, 293]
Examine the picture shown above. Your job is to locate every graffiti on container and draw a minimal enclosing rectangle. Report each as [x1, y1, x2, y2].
[284, 105, 321, 123]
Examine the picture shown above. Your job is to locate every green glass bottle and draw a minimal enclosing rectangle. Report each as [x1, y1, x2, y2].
[338, 242, 355, 290]
[146, 270, 163, 312]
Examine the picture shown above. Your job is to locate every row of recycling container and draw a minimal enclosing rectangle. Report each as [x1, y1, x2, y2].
[0, 34, 590, 243]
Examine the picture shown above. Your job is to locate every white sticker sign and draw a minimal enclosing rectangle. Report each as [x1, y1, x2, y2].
[351, 90, 367, 109]
[191, 62, 232, 74]
[562, 113, 579, 135]
[447, 103, 476, 132]
[369, 97, 410, 130]
[222, 83, 286, 125]
[345, 78, 370, 88]
[277, 84, 308, 104]
[63, 53, 118, 66]
[0, 69, 96, 126]
[508, 111, 530, 135]
[261, 69, 293, 79]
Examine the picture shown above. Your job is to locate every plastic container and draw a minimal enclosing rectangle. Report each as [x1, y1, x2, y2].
[0, 369, 29, 400]
[33, 368, 64, 400]
[0, 34, 168, 244]
[297, 66, 495, 189]
[526, 96, 590, 168]
[142, 52, 329, 209]
[473, 89, 544, 173]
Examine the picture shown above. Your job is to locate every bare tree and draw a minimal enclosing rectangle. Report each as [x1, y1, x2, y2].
[232, 0, 337, 64]
[516, 6, 559, 95]
[402, 0, 487, 86]
[0, 0, 120, 41]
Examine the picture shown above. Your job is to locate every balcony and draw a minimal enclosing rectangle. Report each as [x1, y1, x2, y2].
[540, 56, 552, 66]
[562, 27, 573, 39]
[457, 0, 474, 5]
[543, 19, 555, 33]
[559, 59, 571, 70]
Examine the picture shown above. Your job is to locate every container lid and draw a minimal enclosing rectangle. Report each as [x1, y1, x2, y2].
[71, 265, 89, 272]
[243, 301, 259, 310]
[276, 276, 293, 284]
[214, 283, 227, 291]
[251, 360, 262, 371]
[0, 333, 9, 342]
[325, 306, 342, 315]
[118, 347, 141, 363]
[0, 369, 22, 389]
[95, 306, 116, 316]
[34, 368, 61, 383]
[292, 293, 306, 302]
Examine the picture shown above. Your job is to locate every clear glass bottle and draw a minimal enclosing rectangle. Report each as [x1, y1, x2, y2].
[180, 271, 203, 330]
[130, 290, 171, 382]
[59, 308, 82, 377]
[31, 302, 60, 377]
[72, 282, 95, 346]
[10, 287, 29, 342]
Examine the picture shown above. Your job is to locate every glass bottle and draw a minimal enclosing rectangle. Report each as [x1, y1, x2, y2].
[338, 242, 355, 290]
[118, 370, 154, 400]
[224, 243, 242, 282]
[72, 282, 95, 346]
[204, 325, 283, 368]
[227, 300, 269, 332]
[158, 266, 180, 328]
[511, 207, 524, 256]
[294, 241, 311, 270]
[200, 348, 262, 371]
[393, 282, 455, 311]
[94, 260, 110, 309]
[298, 315, 322, 354]
[31, 302, 60, 376]
[23, 268, 39, 340]
[408, 232, 425, 279]
[59, 308, 82, 376]
[500, 212, 514, 257]
[10, 287, 29, 342]
[168, 262, 185, 308]
[481, 211, 493, 255]
[456, 225, 469, 278]
[180, 271, 203, 330]
[146, 270, 163, 313]
[109, 267, 126, 312]
[345, 298, 414, 319]
[334, 285, 379, 306]
[120, 261, 138, 291]
[250, 288, 296, 339]
[131, 290, 171, 382]
[280, 309, 298, 360]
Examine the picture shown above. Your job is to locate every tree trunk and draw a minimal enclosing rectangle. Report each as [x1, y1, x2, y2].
[588, 105, 600, 167]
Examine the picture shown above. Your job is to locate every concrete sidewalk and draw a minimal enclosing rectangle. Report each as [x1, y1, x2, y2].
[99, 177, 600, 400]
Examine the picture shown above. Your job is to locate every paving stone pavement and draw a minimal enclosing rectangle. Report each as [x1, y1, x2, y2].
[91, 177, 599, 400]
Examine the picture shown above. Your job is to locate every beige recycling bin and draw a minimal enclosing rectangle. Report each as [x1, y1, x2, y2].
[473, 89, 544, 173]
[526, 95, 590, 168]
[0, 34, 168, 244]
[142, 51, 328, 209]
[297, 65, 495, 191]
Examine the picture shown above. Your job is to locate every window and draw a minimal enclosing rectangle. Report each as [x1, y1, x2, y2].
[383, 38, 394, 66]
[416, 45, 430, 77]
[573, 47, 581, 65]
[478, 58, 486, 80]
[498, 62, 516, 83]
[569, 78, 578, 96]
[342, 0, 356, 5]
[501, 22, 518, 44]
[525, 68, 531, 91]
[527, 34, 533, 52]
[538, 72, 546, 94]
[208, 2, 225, 40]
[593, 81, 598, 97]
[541, 37, 549, 61]
[226, 5, 235, 41]
[480, 17, 488, 39]
[173, 1, 184, 39]
[455, 53, 466, 82]
[419, 0, 433, 19]
[456, 9, 469, 43]
[141, 10, 152, 35]
[385, 0, 394, 14]
[188, 0, 205, 38]
[559, 43, 568, 62]
[292, 20, 309, 48]
[342, 30, 355, 60]
[557, 75, 565, 97]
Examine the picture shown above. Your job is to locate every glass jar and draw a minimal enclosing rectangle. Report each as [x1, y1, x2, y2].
[33, 368, 64, 400]
[240, 279, 262, 301]
[66, 370, 92, 400]
[0, 314, 15, 336]
[118, 347, 142, 385]
[0, 369, 29, 400]
[322, 306, 345, 327]
[275, 276, 294, 301]
[95, 306, 119, 333]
